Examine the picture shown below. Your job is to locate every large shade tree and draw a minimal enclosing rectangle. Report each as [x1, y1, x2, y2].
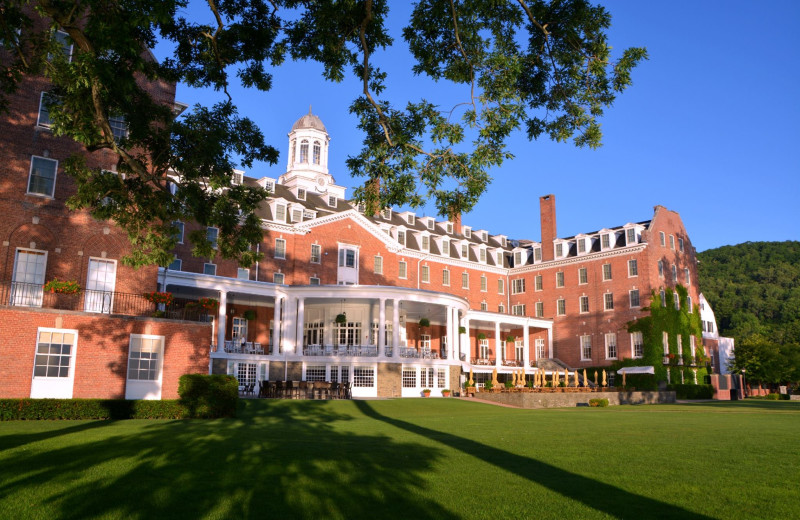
[0, 0, 647, 267]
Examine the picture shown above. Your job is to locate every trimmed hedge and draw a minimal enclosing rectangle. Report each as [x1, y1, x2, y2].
[178, 374, 239, 418]
[589, 398, 609, 407]
[667, 384, 714, 400]
[0, 399, 187, 421]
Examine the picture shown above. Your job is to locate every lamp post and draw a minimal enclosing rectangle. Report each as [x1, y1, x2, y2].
[741, 368, 747, 399]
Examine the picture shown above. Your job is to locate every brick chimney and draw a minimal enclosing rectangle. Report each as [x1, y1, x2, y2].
[540, 194, 556, 261]
[449, 208, 462, 234]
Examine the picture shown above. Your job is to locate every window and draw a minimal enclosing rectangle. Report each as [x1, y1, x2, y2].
[426, 219, 434, 230]
[578, 267, 588, 284]
[274, 272, 285, 284]
[602, 264, 612, 281]
[338, 247, 357, 270]
[672, 264, 678, 282]
[398, 230, 405, 246]
[556, 271, 564, 288]
[168, 257, 181, 271]
[108, 115, 128, 141]
[581, 335, 592, 361]
[632, 331, 644, 358]
[512, 279, 525, 294]
[678, 237, 684, 252]
[663, 331, 669, 355]
[310, 277, 320, 285]
[497, 279, 504, 294]
[601, 234, 610, 249]
[580, 296, 589, 313]
[304, 209, 316, 220]
[604, 293, 614, 311]
[479, 339, 489, 359]
[480, 275, 487, 292]
[464, 227, 471, 238]
[421, 235, 430, 252]
[313, 141, 321, 164]
[291, 208, 302, 222]
[535, 275, 543, 291]
[442, 268, 450, 286]
[34, 330, 75, 378]
[514, 251, 523, 265]
[481, 231, 488, 242]
[275, 204, 286, 222]
[127, 335, 162, 381]
[535, 301, 544, 317]
[669, 235, 675, 250]
[534, 247, 542, 262]
[237, 268, 249, 280]
[660, 290, 666, 307]
[205, 227, 219, 249]
[658, 260, 664, 277]
[685, 268, 691, 285]
[627, 228, 636, 245]
[37, 92, 57, 127]
[535, 338, 545, 359]
[577, 239, 586, 254]
[275, 238, 286, 259]
[172, 221, 184, 244]
[660, 231, 666, 246]
[53, 30, 73, 61]
[306, 365, 326, 382]
[480, 301, 488, 311]
[628, 259, 638, 277]
[557, 299, 566, 316]
[674, 295, 680, 310]
[300, 140, 309, 162]
[203, 263, 216, 276]
[402, 369, 417, 388]
[335, 321, 363, 347]
[687, 296, 693, 312]
[498, 303, 505, 313]
[462, 272, 469, 289]
[27, 156, 57, 197]
[407, 214, 415, 225]
[374, 255, 383, 275]
[311, 244, 321, 263]
[555, 243, 563, 258]
[421, 265, 430, 283]
[461, 243, 468, 259]
[479, 248, 486, 263]
[353, 367, 375, 387]
[328, 195, 337, 207]
[690, 336, 696, 358]
[447, 222, 453, 234]
[442, 239, 450, 256]
[297, 188, 306, 200]
[605, 333, 617, 360]
[512, 304, 526, 316]
[630, 289, 640, 308]
[399, 261, 407, 279]
[496, 251, 503, 265]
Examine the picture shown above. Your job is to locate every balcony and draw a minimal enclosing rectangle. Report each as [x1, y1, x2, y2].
[302, 345, 379, 357]
[471, 357, 495, 366]
[1, 281, 212, 322]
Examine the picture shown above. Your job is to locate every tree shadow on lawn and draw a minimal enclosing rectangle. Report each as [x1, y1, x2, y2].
[683, 400, 800, 412]
[355, 400, 712, 520]
[0, 400, 457, 520]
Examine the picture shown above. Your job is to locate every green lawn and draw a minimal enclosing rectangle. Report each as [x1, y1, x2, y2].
[1, 399, 798, 519]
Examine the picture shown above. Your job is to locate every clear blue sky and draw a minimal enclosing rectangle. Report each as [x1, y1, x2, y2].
[158, 0, 800, 253]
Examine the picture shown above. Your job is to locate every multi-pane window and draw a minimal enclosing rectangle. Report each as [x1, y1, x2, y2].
[462, 272, 469, 289]
[437, 368, 446, 388]
[328, 195, 337, 207]
[461, 243, 468, 259]
[535, 275, 543, 291]
[557, 299, 566, 316]
[479, 339, 489, 359]
[514, 251, 523, 265]
[374, 255, 383, 275]
[605, 333, 617, 360]
[480, 275, 487, 292]
[442, 268, 450, 286]
[275, 238, 286, 259]
[311, 244, 321, 263]
[604, 293, 614, 311]
[421, 235, 430, 252]
[480, 301, 488, 311]
[580, 335, 592, 360]
[627, 228, 636, 244]
[660, 231, 666, 246]
[310, 276, 320, 285]
[630, 289, 640, 308]
[685, 268, 691, 285]
[168, 257, 181, 271]
[535, 301, 544, 318]
[601, 234, 610, 249]
[555, 243, 563, 257]
[353, 366, 375, 387]
[632, 331, 644, 358]
[479, 248, 487, 263]
[203, 263, 216, 276]
[108, 115, 128, 140]
[171, 221, 184, 244]
[464, 227, 471, 238]
[498, 303, 505, 313]
[669, 235, 675, 249]
[237, 268, 249, 280]
[27, 156, 58, 197]
[628, 259, 638, 277]
[338, 247, 356, 268]
[313, 141, 321, 164]
[402, 369, 417, 388]
[578, 267, 588, 284]
[275, 204, 286, 222]
[306, 366, 326, 382]
[577, 239, 586, 254]
[663, 331, 669, 354]
[679, 238, 685, 252]
[398, 230, 405, 246]
[556, 271, 564, 288]
[207, 227, 219, 249]
[37, 92, 57, 127]
[535, 338, 545, 359]
[34, 330, 75, 378]
[305, 323, 323, 346]
[602, 264, 612, 281]
[399, 261, 407, 279]
[497, 278, 504, 294]
[447, 222, 453, 234]
[426, 219, 434, 230]
[497, 251, 503, 265]
[687, 296, 693, 312]
[674, 295, 680, 310]
[299, 140, 309, 162]
[274, 272, 285, 284]
[442, 239, 450, 256]
[511, 279, 525, 294]
[660, 290, 666, 307]
[335, 322, 363, 347]
[690, 336, 696, 358]
[421, 265, 430, 283]
[672, 264, 678, 282]
[127, 335, 162, 381]
[512, 304, 526, 316]
[580, 296, 589, 313]
[291, 208, 302, 222]
[658, 260, 664, 277]
[534, 248, 542, 262]
[54, 30, 73, 61]
[297, 188, 306, 200]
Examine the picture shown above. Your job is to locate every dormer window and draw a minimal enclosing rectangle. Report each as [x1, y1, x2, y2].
[501, 237, 507, 247]
[446, 222, 453, 234]
[381, 208, 392, 220]
[421, 235, 430, 252]
[626, 228, 636, 245]
[291, 208, 302, 222]
[442, 239, 450, 256]
[232, 171, 243, 185]
[313, 141, 321, 164]
[300, 139, 309, 163]
[461, 243, 468, 259]
[555, 242, 564, 258]
[496, 251, 502, 265]
[514, 251, 523, 265]
[297, 188, 306, 200]
[479, 247, 487, 263]
[355, 202, 365, 213]
[397, 230, 405, 246]
[263, 179, 274, 192]
[407, 214, 415, 225]
[275, 204, 287, 222]
[427, 219, 434, 230]
[303, 209, 316, 220]
[481, 231, 488, 242]
[577, 238, 586, 254]
[464, 227, 471, 238]
[601, 234, 610, 249]
[534, 247, 542, 262]
[328, 195, 337, 208]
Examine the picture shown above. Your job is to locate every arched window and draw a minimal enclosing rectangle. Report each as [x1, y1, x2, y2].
[290, 139, 296, 164]
[299, 140, 309, 163]
[313, 141, 321, 164]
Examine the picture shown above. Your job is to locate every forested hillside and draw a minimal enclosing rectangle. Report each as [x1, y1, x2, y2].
[698, 241, 800, 383]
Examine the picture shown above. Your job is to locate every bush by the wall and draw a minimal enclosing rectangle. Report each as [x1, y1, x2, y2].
[178, 374, 238, 418]
[766, 393, 780, 401]
[0, 399, 187, 420]
[667, 384, 714, 400]
[589, 398, 609, 407]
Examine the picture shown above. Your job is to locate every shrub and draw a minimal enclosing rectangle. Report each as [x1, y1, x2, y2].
[43, 279, 81, 294]
[484, 380, 493, 391]
[178, 374, 239, 418]
[0, 399, 187, 420]
[504, 381, 514, 388]
[667, 384, 715, 400]
[589, 398, 609, 407]
[766, 393, 780, 401]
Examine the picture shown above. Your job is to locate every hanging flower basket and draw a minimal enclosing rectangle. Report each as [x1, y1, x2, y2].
[506, 335, 516, 343]
[43, 279, 81, 294]
[458, 326, 466, 334]
[419, 318, 430, 328]
[194, 297, 219, 311]
[477, 333, 487, 340]
[142, 291, 173, 305]
[335, 313, 347, 324]
[243, 309, 256, 321]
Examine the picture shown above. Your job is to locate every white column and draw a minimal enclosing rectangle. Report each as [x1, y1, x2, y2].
[523, 323, 530, 370]
[378, 298, 386, 356]
[284, 297, 296, 353]
[296, 297, 305, 355]
[494, 321, 501, 367]
[217, 291, 227, 352]
[548, 323, 554, 359]
[446, 306, 455, 361]
[272, 297, 282, 354]
[462, 316, 470, 363]
[392, 300, 400, 351]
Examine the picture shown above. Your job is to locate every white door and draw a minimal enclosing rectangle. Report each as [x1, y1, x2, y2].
[12, 249, 47, 306]
[337, 246, 359, 285]
[85, 258, 116, 313]
[536, 338, 545, 359]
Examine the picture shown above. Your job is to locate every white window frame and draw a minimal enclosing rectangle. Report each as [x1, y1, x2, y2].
[275, 204, 287, 222]
[602, 263, 612, 281]
[237, 267, 249, 280]
[374, 255, 383, 275]
[628, 259, 638, 277]
[274, 272, 285, 284]
[399, 260, 407, 279]
[275, 238, 286, 259]
[604, 292, 614, 311]
[27, 156, 58, 198]
[497, 278, 504, 294]
[480, 275, 487, 292]
[556, 271, 564, 288]
[206, 227, 219, 249]
[580, 335, 592, 361]
[172, 221, 184, 244]
[535, 301, 544, 318]
[421, 264, 430, 283]
[37, 92, 56, 128]
[311, 244, 321, 263]
[31, 328, 78, 399]
[511, 278, 525, 295]
[578, 267, 588, 285]
[203, 263, 217, 276]
[442, 268, 450, 286]
[125, 334, 164, 400]
[605, 333, 617, 360]
[557, 298, 566, 316]
[462, 272, 469, 289]
[579, 295, 589, 314]
[629, 289, 640, 308]
[632, 331, 644, 358]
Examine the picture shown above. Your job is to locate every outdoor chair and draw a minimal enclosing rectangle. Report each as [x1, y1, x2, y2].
[329, 382, 340, 399]
[275, 380, 285, 398]
[298, 380, 310, 399]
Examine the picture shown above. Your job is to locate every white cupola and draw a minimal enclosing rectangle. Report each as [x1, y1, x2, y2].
[279, 107, 337, 194]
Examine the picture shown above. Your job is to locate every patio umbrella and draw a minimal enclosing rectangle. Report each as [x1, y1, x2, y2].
[622, 371, 627, 387]
[469, 369, 474, 387]
[512, 371, 517, 386]
[602, 369, 607, 387]
[573, 370, 579, 387]
[553, 369, 559, 386]
[594, 370, 598, 386]
[491, 368, 498, 386]
[583, 369, 588, 388]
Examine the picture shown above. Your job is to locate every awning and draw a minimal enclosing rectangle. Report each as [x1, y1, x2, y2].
[617, 366, 655, 375]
